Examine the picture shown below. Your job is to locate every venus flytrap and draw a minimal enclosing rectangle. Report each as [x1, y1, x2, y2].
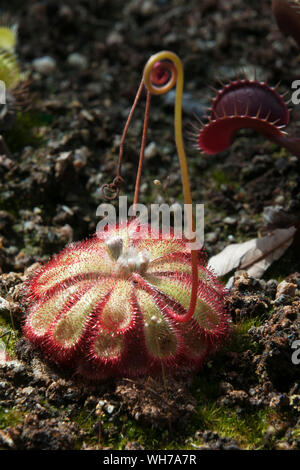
[0, 17, 31, 156]
[23, 51, 229, 382]
[0, 20, 21, 96]
[192, 76, 300, 158]
[192, 0, 300, 158]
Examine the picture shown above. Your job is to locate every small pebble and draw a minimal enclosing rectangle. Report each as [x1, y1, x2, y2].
[0, 297, 12, 313]
[55, 151, 73, 178]
[73, 147, 90, 170]
[59, 5, 73, 21]
[106, 404, 115, 414]
[274, 195, 285, 205]
[145, 142, 158, 159]
[276, 280, 296, 298]
[106, 31, 123, 46]
[206, 232, 218, 243]
[140, 0, 158, 16]
[32, 56, 57, 75]
[67, 53, 88, 70]
[0, 429, 15, 449]
[6, 246, 18, 256]
[24, 221, 35, 231]
[267, 279, 278, 289]
[224, 216, 237, 225]
[274, 294, 289, 306]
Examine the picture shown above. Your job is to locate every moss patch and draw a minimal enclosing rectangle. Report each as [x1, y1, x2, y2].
[191, 403, 272, 449]
[0, 406, 24, 430]
[5, 111, 52, 153]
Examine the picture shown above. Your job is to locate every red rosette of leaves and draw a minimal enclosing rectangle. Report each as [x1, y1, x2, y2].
[23, 220, 229, 381]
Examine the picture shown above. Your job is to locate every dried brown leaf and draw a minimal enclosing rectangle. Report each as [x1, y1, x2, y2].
[208, 226, 297, 278]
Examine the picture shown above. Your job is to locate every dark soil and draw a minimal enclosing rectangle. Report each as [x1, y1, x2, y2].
[0, 0, 299, 450]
